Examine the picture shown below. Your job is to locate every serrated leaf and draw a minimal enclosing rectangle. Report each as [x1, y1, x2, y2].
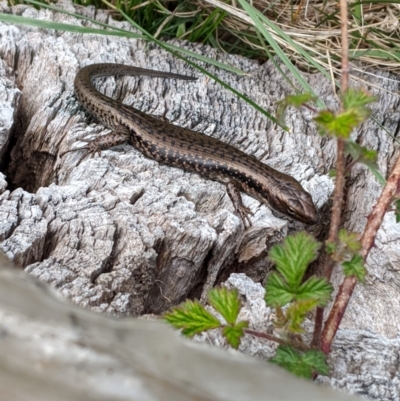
[265, 272, 294, 306]
[222, 321, 248, 349]
[345, 141, 373, 161]
[265, 272, 331, 307]
[325, 241, 337, 255]
[276, 93, 316, 126]
[345, 142, 385, 185]
[164, 300, 221, 337]
[286, 93, 317, 107]
[341, 88, 377, 110]
[313, 110, 335, 136]
[297, 276, 333, 306]
[338, 229, 362, 253]
[270, 345, 329, 379]
[208, 287, 241, 325]
[342, 254, 366, 283]
[314, 109, 363, 138]
[286, 299, 318, 333]
[301, 349, 330, 376]
[268, 232, 321, 288]
[367, 164, 386, 186]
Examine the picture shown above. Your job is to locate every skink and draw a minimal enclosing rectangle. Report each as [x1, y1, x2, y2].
[72, 63, 317, 225]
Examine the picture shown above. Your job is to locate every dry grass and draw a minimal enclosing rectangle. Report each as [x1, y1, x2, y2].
[187, 0, 400, 74]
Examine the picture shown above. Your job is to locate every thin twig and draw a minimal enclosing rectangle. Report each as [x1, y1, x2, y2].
[311, 0, 349, 348]
[339, 0, 350, 93]
[311, 102, 346, 348]
[320, 154, 400, 353]
[245, 329, 310, 351]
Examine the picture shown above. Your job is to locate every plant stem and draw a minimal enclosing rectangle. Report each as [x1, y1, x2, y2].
[311, 139, 346, 347]
[311, 0, 350, 348]
[245, 329, 309, 351]
[339, 0, 350, 93]
[320, 155, 400, 353]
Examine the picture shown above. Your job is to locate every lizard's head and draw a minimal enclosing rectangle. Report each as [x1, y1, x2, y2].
[272, 179, 317, 225]
[255, 173, 318, 225]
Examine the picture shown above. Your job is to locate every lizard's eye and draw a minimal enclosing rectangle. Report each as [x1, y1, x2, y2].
[287, 207, 296, 215]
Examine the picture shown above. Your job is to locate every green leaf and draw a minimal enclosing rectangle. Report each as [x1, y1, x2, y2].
[367, 164, 386, 186]
[341, 88, 377, 110]
[164, 300, 221, 337]
[331, 229, 362, 263]
[2, 1, 248, 77]
[345, 142, 385, 185]
[325, 241, 337, 255]
[208, 287, 241, 325]
[395, 200, 400, 223]
[328, 169, 337, 178]
[265, 272, 294, 306]
[266, 233, 324, 307]
[313, 110, 335, 136]
[236, 0, 326, 109]
[176, 22, 186, 38]
[270, 345, 329, 379]
[0, 12, 141, 38]
[285, 93, 317, 108]
[222, 321, 249, 349]
[338, 229, 362, 253]
[321, 89, 376, 138]
[342, 254, 366, 283]
[276, 93, 316, 127]
[117, 8, 283, 128]
[268, 232, 321, 288]
[345, 141, 375, 162]
[314, 109, 363, 138]
[285, 299, 318, 333]
[297, 276, 333, 306]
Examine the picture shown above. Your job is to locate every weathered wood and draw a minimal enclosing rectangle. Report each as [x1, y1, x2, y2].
[0, 2, 326, 315]
[0, 0, 399, 341]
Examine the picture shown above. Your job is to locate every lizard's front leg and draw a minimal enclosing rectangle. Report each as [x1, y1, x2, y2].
[226, 182, 253, 228]
[60, 125, 131, 164]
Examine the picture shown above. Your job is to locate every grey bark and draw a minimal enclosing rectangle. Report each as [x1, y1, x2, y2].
[1, 1, 400, 399]
[0, 0, 334, 316]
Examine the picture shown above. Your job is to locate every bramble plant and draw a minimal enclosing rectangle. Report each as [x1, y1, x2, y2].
[164, 287, 248, 350]
[165, 232, 332, 378]
[164, 84, 394, 378]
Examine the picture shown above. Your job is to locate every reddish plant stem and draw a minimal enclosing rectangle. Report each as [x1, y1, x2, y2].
[245, 329, 287, 346]
[311, 139, 346, 347]
[326, 139, 346, 256]
[311, 0, 350, 349]
[321, 155, 400, 353]
[245, 329, 309, 351]
[311, 307, 324, 348]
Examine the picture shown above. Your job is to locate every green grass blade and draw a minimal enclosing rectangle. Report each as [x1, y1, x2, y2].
[0, 12, 142, 37]
[114, 5, 284, 128]
[18, 0, 248, 76]
[161, 43, 248, 76]
[24, 0, 126, 30]
[255, 12, 333, 88]
[255, 29, 297, 91]
[350, 49, 400, 62]
[236, 0, 325, 109]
